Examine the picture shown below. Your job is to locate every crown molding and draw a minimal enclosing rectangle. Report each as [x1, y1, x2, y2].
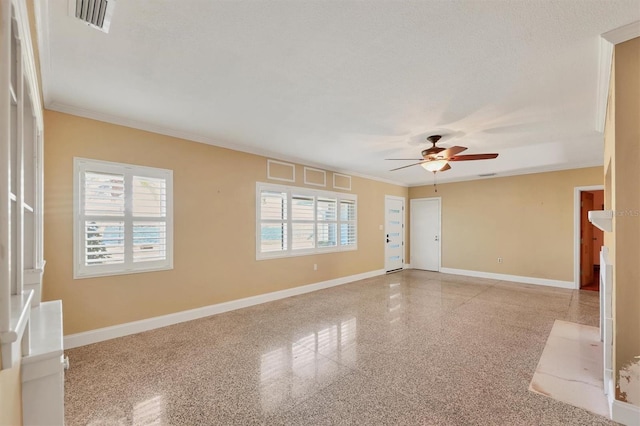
[407, 161, 604, 188]
[602, 20, 640, 45]
[33, 0, 52, 107]
[46, 102, 409, 188]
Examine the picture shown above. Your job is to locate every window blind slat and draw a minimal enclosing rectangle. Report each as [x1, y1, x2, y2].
[83, 220, 125, 265]
[133, 176, 167, 218]
[84, 171, 125, 216]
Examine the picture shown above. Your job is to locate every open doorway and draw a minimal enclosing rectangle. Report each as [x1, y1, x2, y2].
[579, 189, 604, 291]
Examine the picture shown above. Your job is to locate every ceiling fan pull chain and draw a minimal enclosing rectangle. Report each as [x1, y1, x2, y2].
[433, 171, 438, 192]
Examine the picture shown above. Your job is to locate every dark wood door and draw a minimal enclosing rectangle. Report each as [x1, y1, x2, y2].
[580, 192, 594, 288]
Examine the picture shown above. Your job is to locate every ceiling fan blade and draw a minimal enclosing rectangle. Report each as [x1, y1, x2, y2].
[385, 158, 424, 161]
[440, 163, 452, 171]
[449, 153, 499, 161]
[389, 161, 426, 171]
[430, 146, 467, 159]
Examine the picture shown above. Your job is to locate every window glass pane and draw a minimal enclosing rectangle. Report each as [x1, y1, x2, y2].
[317, 223, 337, 247]
[340, 200, 356, 221]
[292, 195, 314, 220]
[133, 222, 167, 262]
[340, 223, 357, 246]
[292, 223, 315, 250]
[261, 191, 287, 220]
[133, 176, 166, 217]
[261, 223, 287, 252]
[84, 172, 125, 216]
[317, 198, 337, 221]
[84, 221, 124, 265]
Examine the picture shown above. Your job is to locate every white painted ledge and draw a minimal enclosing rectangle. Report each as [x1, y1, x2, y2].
[439, 268, 574, 289]
[589, 210, 613, 233]
[64, 268, 385, 349]
[0, 290, 34, 369]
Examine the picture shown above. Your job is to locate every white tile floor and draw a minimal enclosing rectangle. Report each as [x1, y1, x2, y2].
[530, 320, 609, 417]
[64, 270, 615, 425]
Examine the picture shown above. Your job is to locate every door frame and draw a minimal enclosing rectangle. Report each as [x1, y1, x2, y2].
[384, 195, 406, 272]
[410, 197, 442, 272]
[573, 185, 604, 289]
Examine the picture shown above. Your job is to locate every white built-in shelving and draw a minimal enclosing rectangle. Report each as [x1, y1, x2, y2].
[2, 0, 63, 423]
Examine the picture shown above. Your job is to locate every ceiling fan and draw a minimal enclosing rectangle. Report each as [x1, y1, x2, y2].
[387, 135, 498, 172]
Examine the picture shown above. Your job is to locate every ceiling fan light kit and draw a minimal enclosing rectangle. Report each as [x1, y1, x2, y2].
[421, 159, 448, 172]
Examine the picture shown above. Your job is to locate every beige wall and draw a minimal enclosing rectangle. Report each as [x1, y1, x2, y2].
[610, 37, 640, 405]
[409, 167, 603, 282]
[43, 110, 407, 335]
[0, 362, 22, 426]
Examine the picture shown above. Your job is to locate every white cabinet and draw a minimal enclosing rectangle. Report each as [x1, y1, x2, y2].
[22, 301, 65, 426]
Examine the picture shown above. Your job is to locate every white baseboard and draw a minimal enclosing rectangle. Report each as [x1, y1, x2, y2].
[612, 399, 640, 426]
[439, 267, 575, 289]
[64, 268, 386, 349]
[404, 263, 411, 269]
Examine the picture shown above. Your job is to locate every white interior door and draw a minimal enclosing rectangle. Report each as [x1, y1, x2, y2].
[410, 198, 440, 271]
[384, 196, 405, 272]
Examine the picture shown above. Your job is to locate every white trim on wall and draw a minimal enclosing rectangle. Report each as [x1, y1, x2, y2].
[333, 173, 352, 191]
[573, 185, 605, 290]
[303, 167, 326, 187]
[612, 399, 640, 426]
[595, 38, 613, 133]
[63, 268, 385, 349]
[596, 21, 640, 133]
[439, 267, 575, 289]
[602, 20, 640, 45]
[267, 159, 296, 183]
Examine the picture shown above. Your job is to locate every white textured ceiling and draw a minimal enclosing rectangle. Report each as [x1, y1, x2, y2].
[36, 1, 640, 186]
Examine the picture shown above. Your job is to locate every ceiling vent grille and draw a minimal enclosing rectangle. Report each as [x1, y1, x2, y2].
[71, 0, 116, 33]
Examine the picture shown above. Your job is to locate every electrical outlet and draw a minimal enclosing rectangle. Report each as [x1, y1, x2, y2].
[498, 257, 503, 263]
[314, 264, 318, 271]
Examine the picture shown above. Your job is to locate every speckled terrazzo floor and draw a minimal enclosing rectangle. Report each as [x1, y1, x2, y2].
[64, 270, 616, 425]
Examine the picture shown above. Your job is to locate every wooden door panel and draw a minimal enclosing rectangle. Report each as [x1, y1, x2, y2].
[580, 192, 594, 287]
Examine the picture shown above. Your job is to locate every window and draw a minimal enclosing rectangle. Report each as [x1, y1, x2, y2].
[74, 158, 173, 278]
[257, 183, 357, 259]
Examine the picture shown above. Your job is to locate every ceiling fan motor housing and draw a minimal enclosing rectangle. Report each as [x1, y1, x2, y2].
[422, 147, 445, 157]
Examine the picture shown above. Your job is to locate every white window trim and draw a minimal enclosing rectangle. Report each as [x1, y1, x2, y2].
[73, 158, 174, 279]
[256, 182, 357, 260]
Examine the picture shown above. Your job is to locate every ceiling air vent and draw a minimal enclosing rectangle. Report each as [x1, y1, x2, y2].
[70, 0, 116, 33]
[478, 173, 496, 177]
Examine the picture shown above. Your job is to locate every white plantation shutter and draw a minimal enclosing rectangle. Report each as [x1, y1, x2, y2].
[82, 171, 126, 266]
[339, 199, 357, 247]
[317, 198, 337, 248]
[260, 191, 287, 253]
[132, 176, 167, 263]
[292, 195, 315, 250]
[257, 183, 357, 259]
[74, 158, 173, 278]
